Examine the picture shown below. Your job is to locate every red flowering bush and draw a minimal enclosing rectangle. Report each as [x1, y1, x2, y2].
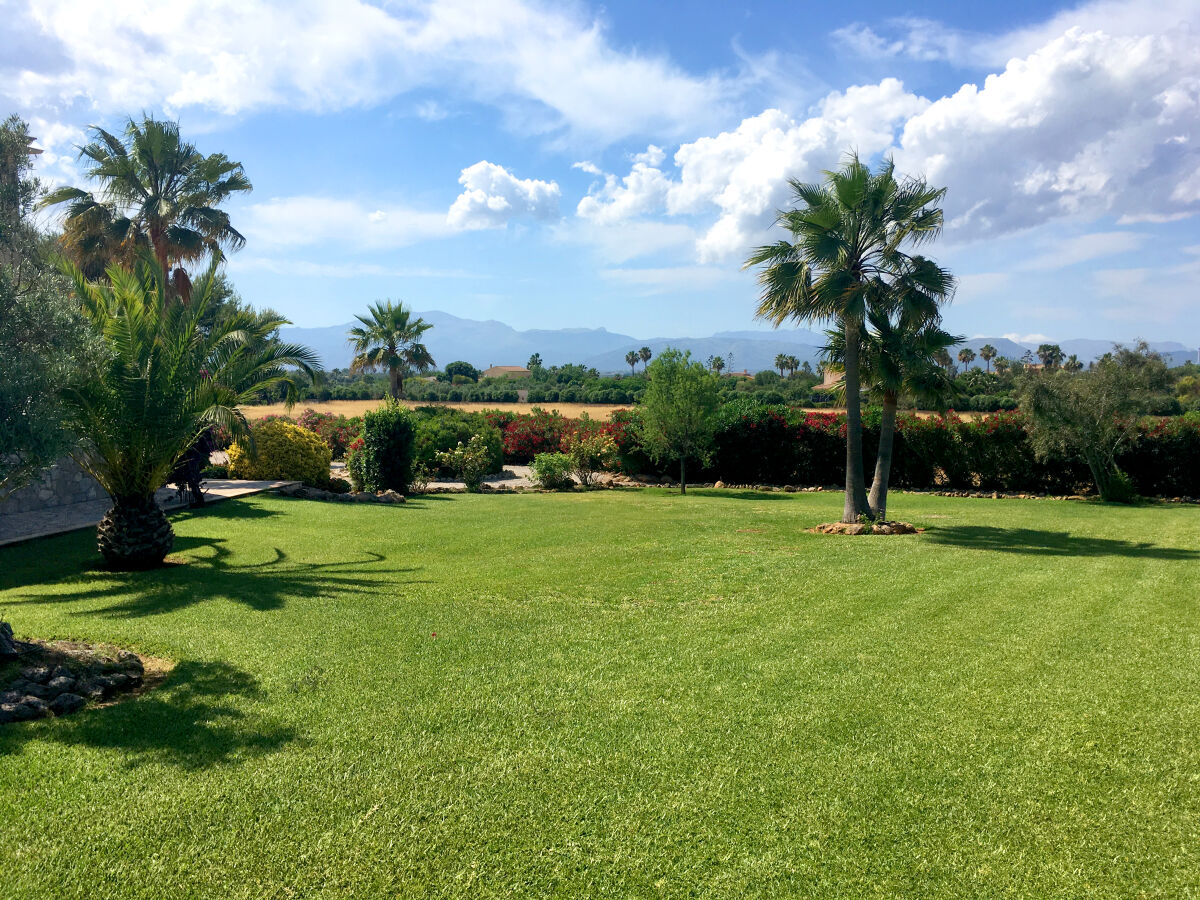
[296, 408, 363, 459]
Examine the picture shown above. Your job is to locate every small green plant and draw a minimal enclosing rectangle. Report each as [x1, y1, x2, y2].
[531, 452, 575, 490]
[408, 463, 432, 495]
[437, 434, 493, 492]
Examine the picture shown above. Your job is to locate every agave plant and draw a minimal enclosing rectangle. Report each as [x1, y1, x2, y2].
[62, 255, 321, 568]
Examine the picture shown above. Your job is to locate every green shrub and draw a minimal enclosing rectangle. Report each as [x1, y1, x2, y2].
[437, 434, 493, 492]
[227, 420, 332, 485]
[346, 402, 416, 493]
[562, 431, 616, 486]
[413, 407, 503, 476]
[531, 452, 575, 490]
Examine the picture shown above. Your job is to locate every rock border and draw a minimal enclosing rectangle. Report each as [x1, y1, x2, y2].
[277, 484, 406, 504]
[1, 635, 161, 725]
[808, 521, 923, 536]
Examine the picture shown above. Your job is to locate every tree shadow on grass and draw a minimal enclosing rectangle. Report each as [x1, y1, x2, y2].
[8, 537, 428, 618]
[0, 659, 298, 770]
[924, 526, 1200, 560]
[683, 490, 798, 501]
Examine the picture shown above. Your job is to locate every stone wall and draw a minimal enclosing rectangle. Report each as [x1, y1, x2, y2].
[0, 457, 105, 517]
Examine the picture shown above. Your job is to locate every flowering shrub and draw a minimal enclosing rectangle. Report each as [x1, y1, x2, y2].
[562, 431, 617, 486]
[530, 452, 575, 490]
[488, 408, 569, 463]
[413, 407, 503, 476]
[227, 420, 331, 486]
[296, 409, 363, 459]
[437, 434, 493, 492]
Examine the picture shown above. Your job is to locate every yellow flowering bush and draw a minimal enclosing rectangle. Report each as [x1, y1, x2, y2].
[227, 420, 331, 486]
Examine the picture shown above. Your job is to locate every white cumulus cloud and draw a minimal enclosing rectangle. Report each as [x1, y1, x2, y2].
[447, 161, 560, 230]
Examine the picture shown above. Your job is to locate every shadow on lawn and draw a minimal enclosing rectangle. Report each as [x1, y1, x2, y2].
[11, 537, 427, 618]
[925, 525, 1200, 560]
[0, 659, 298, 769]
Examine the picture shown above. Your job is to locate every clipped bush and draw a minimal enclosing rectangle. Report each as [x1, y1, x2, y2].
[227, 420, 331, 486]
[413, 407, 503, 476]
[437, 434, 493, 492]
[531, 452, 575, 490]
[346, 402, 416, 493]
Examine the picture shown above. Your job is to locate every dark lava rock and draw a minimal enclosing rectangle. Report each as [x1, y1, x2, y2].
[9, 679, 52, 699]
[49, 693, 86, 716]
[0, 622, 18, 660]
[50, 665, 73, 681]
[47, 675, 77, 693]
[19, 697, 48, 719]
[19, 666, 50, 684]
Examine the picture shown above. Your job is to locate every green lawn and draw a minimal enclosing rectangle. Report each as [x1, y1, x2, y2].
[1, 489, 1198, 898]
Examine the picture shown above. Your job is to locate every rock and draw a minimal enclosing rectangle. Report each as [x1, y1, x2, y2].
[0, 703, 24, 724]
[714, 481, 726, 489]
[19, 697, 48, 719]
[50, 665, 72, 681]
[20, 666, 50, 684]
[783, 485, 798, 493]
[46, 675, 77, 694]
[845, 523, 869, 535]
[103, 673, 132, 691]
[378, 490, 406, 503]
[49, 693, 86, 716]
[77, 678, 109, 700]
[0, 691, 22, 705]
[9, 679, 52, 699]
[118, 650, 144, 673]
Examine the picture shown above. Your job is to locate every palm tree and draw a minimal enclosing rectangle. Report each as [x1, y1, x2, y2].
[745, 153, 952, 522]
[775, 353, 788, 377]
[993, 357, 1011, 377]
[625, 350, 639, 374]
[787, 355, 801, 376]
[979, 343, 997, 373]
[1037, 343, 1065, 369]
[1063, 353, 1084, 373]
[41, 116, 251, 291]
[61, 255, 320, 568]
[958, 347, 976, 369]
[934, 348, 954, 371]
[527, 352, 542, 369]
[824, 306, 959, 519]
[348, 301, 435, 399]
[708, 355, 726, 375]
[639, 346, 653, 370]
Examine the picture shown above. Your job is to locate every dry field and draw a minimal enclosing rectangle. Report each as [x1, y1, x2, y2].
[241, 399, 981, 421]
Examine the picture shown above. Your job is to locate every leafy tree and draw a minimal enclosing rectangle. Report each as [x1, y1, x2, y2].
[444, 360, 479, 383]
[625, 350, 640, 374]
[40, 116, 251, 288]
[637, 349, 720, 494]
[745, 153, 952, 522]
[775, 353, 788, 377]
[638, 346, 652, 370]
[1018, 343, 1171, 501]
[1037, 343, 1065, 369]
[0, 115, 98, 494]
[1020, 349, 1035, 368]
[957, 347, 976, 369]
[62, 256, 320, 568]
[800, 360, 813, 377]
[348, 300, 435, 399]
[979, 343, 997, 373]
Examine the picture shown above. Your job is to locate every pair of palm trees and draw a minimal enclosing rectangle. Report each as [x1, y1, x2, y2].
[41, 117, 321, 567]
[774, 353, 802, 377]
[746, 154, 956, 523]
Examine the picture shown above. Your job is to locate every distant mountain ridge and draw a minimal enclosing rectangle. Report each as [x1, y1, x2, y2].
[279, 312, 1196, 373]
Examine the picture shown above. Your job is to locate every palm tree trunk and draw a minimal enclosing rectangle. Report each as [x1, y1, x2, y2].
[679, 457, 687, 495]
[97, 494, 174, 569]
[841, 317, 871, 523]
[389, 368, 401, 400]
[868, 391, 898, 520]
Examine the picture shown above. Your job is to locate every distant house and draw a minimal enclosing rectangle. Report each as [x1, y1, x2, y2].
[482, 365, 532, 379]
[727, 370, 753, 380]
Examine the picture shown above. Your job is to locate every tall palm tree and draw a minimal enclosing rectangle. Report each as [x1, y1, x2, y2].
[775, 353, 788, 377]
[745, 153, 952, 522]
[994, 357, 1011, 377]
[348, 300, 435, 399]
[1037, 343, 1065, 369]
[1063, 353, 1084, 373]
[639, 346, 653, 370]
[786, 355, 801, 376]
[979, 343, 997, 373]
[708, 355, 726, 375]
[41, 117, 251, 291]
[824, 307, 960, 519]
[625, 350, 639, 374]
[62, 254, 321, 568]
[958, 347, 976, 369]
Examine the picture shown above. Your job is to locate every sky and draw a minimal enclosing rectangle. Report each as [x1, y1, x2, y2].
[4, 0, 1200, 346]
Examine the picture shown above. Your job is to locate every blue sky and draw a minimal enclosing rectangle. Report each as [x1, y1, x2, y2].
[5, 0, 1199, 346]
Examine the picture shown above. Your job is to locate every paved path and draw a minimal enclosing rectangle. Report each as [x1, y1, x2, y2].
[0, 480, 297, 547]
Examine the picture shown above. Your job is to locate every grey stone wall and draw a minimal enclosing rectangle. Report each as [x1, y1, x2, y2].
[0, 457, 106, 517]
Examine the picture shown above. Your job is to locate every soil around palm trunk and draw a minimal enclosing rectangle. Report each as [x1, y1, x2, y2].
[808, 521, 923, 535]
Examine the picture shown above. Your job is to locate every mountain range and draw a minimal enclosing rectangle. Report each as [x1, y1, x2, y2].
[279, 311, 1197, 374]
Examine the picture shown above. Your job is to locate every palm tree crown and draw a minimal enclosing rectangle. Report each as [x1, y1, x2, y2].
[41, 116, 252, 283]
[348, 300, 435, 399]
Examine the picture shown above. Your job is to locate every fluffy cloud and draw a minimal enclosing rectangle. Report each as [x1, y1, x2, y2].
[447, 161, 560, 230]
[241, 197, 454, 249]
[576, 24, 1200, 261]
[4, 0, 738, 143]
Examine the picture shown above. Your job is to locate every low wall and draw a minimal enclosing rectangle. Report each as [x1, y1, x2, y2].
[0, 457, 106, 517]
